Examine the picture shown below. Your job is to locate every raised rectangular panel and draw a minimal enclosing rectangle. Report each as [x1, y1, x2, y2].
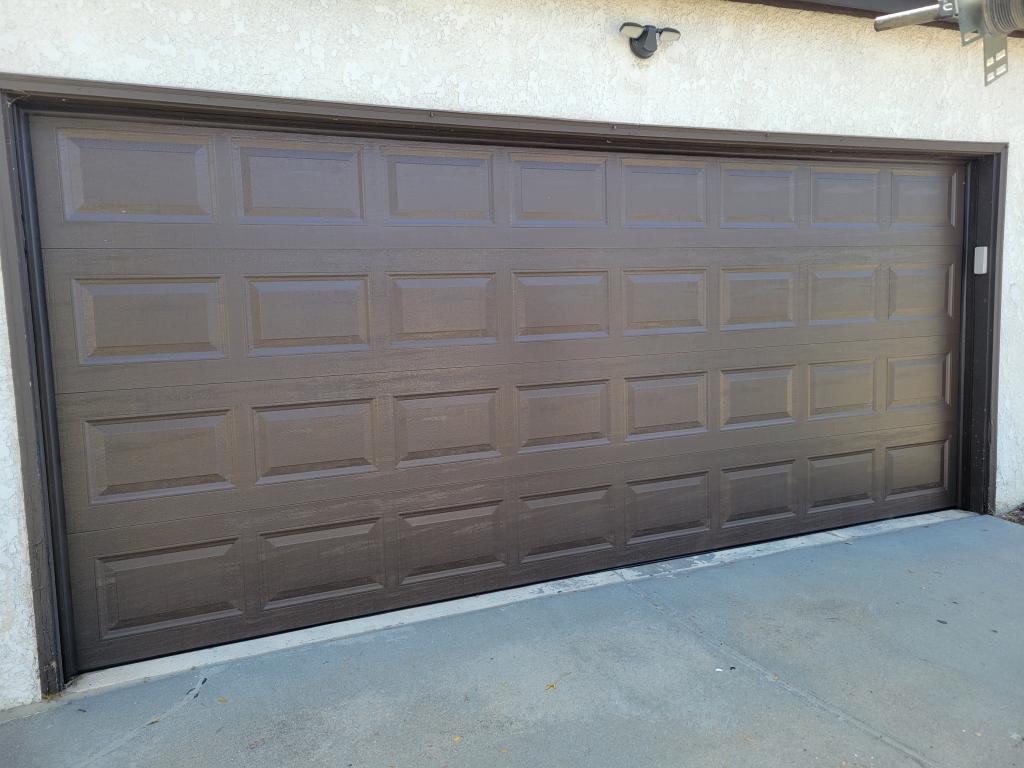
[84, 410, 234, 503]
[809, 266, 877, 326]
[889, 263, 953, 321]
[626, 374, 707, 440]
[721, 367, 795, 429]
[254, 400, 375, 483]
[623, 270, 706, 335]
[809, 361, 875, 420]
[384, 147, 493, 224]
[622, 159, 706, 227]
[236, 139, 363, 223]
[721, 461, 797, 527]
[514, 272, 609, 341]
[395, 390, 500, 467]
[892, 170, 956, 228]
[390, 274, 497, 347]
[626, 473, 709, 544]
[511, 154, 607, 226]
[259, 518, 384, 609]
[398, 502, 505, 584]
[517, 381, 609, 452]
[885, 440, 948, 498]
[808, 451, 874, 513]
[72, 277, 225, 364]
[95, 538, 242, 638]
[887, 354, 950, 411]
[247, 276, 369, 355]
[721, 268, 796, 330]
[811, 168, 880, 226]
[720, 164, 797, 228]
[520, 487, 614, 562]
[57, 129, 214, 222]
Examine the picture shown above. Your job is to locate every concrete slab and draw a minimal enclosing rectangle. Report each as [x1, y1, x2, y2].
[2, 513, 1021, 768]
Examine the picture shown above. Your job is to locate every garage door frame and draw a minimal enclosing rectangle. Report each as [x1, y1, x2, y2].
[0, 73, 1006, 695]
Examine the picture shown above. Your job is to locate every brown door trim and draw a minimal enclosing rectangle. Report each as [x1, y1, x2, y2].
[0, 73, 1005, 695]
[958, 153, 1006, 513]
[0, 72, 1008, 159]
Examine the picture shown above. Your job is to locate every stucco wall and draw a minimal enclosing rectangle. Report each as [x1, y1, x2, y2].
[0, 262, 39, 710]
[0, 0, 1021, 708]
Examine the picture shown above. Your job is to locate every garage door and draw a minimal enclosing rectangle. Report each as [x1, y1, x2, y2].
[29, 114, 962, 670]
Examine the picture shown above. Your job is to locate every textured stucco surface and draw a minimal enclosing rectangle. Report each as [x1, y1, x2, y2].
[0, 0, 1022, 708]
[0, 259, 39, 710]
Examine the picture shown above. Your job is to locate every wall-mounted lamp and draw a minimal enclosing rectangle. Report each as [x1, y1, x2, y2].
[619, 22, 681, 59]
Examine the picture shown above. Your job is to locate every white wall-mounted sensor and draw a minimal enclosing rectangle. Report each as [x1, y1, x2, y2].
[974, 246, 990, 275]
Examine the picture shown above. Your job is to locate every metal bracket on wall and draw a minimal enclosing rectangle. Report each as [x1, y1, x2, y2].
[982, 34, 1010, 83]
[958, 0, 986, 43]
[875, 0, 1021, 85]
[958, 0, 1011, 83]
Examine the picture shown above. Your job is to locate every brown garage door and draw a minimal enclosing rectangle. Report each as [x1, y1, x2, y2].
[29, 114, 962, 670]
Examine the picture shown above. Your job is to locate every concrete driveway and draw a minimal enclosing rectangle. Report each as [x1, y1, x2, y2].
[3, 511, 1022, 768]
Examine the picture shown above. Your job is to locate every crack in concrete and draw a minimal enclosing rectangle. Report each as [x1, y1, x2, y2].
[75, 673, 211, 768]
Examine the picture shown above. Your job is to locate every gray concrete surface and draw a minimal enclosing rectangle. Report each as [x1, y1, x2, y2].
[2, 513, 1022, 768]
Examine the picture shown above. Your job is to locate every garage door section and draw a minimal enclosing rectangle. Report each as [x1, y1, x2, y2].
[30, 115, 962, 670]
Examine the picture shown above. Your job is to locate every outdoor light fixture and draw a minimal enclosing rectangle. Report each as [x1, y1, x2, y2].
[619, 22, 681, 59]
[874, 0, 1024, 84]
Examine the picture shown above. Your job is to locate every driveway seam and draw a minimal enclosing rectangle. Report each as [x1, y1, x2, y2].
[619, 574, 949, 768]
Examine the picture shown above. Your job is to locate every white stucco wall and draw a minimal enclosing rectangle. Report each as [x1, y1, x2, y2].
[0, 0, 1021, 708]
[0, 265, 39, 710]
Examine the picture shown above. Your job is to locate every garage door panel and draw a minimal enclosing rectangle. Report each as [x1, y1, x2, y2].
[51, 318, 963, 396]
[81, 408, 238, 504]
[810, 166, 883, 228]
[721, 459, 801, 528]
[35, 115, 961, 669]
[55, 333, 957, 408]
[68, 276, 228, 366]
[258, 515, 386, 608]
[233, 137, 365, 225]
[884, 438, 951, 499]
[621, 157, 708, 227]
[246, 274, 371, 355]
[891, 169, 959, 229]
[57, 337, 956, 536]
[516, 467, 623, 561]
[54, 126, 217, 224]
[63, 420, 960, 535]
[44, 247, 959, 395]
[625, 471, 711, 544]
[807, 450, 877, 515]
[254, 398, 378, 482]
[32, 117, 961, 250]
[68, 513, 251, 667]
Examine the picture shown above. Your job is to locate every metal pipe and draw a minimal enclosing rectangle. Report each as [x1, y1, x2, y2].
[874, 4, 944, 31]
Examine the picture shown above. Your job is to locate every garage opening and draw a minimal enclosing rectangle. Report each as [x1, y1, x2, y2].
[28, 113, 962, 670]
